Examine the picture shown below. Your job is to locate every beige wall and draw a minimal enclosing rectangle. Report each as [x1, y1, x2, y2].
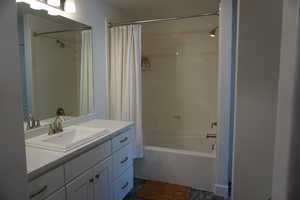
[142, 17, 219, 139]
[233, 0, 283, 199]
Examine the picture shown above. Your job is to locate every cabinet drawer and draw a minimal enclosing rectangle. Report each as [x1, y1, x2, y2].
[112, 129, 132, 152]
[65, 141, 112, 182]
[28, 166, 64, 200]
[45, 188, 66, 200]
[113, 144, 133, 179]
[113, 167, 133, 200]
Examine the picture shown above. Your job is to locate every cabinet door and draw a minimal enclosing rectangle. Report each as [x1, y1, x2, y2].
[45, 188, 66, 200]
[66, 169, 94, 200]
[94, 157, 113, 200]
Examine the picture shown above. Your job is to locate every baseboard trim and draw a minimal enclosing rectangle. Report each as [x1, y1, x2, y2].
[214, 184, 229, 198]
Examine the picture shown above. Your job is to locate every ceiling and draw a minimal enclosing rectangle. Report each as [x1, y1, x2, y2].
[103, 0, 220, 20]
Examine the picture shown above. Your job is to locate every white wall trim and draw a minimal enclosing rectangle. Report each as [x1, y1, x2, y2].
[215, 184, 229, 198]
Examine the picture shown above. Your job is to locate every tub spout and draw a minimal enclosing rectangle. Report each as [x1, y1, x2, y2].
[206, 133, 217, 138]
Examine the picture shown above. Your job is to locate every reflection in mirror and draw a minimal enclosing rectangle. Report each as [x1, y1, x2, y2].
[17, 3, 94, 129]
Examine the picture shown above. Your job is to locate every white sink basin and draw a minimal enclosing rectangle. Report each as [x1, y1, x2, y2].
[26, 126, 109, 152]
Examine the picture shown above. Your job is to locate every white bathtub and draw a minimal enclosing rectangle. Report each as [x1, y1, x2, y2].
[134, 134, 216, 191]
[144, 133, 216, 153]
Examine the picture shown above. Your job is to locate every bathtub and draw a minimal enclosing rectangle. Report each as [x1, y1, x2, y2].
[134, 133, 216, 191]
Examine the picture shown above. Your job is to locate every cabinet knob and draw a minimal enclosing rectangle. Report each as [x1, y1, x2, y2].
[89, 178, 94, 183]
[95, 174, 100, 179]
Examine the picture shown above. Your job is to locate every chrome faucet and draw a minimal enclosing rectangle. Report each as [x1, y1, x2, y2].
[48, 108, 65, 135]
[25, 114, 40, 130]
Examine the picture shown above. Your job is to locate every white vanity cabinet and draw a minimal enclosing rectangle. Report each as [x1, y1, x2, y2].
[66, 157, 113, 200]
[28, 166, 64, 200]
[111, 131, 134, 200]
[28, 126, 134, 200]
[93, 158, 113, 200]
[66, 169, 94, 200]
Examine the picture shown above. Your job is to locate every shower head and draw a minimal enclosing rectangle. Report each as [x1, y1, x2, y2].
[209, 26, 219, 38]
[56, 40, 65, 48]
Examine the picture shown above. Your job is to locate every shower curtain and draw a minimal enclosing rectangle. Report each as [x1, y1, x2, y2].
[80, 30, 94, 115]
[109, 25, 143, 158]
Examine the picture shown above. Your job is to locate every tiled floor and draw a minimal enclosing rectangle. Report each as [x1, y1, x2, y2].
[124, 179, 227, 200]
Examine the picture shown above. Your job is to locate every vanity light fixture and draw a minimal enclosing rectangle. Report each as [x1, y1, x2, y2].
[16, 0, 65, 16]
[64, 0, 76, 13]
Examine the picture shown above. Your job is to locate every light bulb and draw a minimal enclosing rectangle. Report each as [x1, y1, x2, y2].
[30, 0, 42, 10]
[16, 0, 65, 16]
[209, 26, 218, 38]
[47, 0, 60, 7]
[64, 0, 76, 13]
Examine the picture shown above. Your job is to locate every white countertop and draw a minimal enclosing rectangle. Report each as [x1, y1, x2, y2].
[26, 119, 134, 180]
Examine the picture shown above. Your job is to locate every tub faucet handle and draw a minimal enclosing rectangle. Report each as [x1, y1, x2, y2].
[211, 121, 218, 129]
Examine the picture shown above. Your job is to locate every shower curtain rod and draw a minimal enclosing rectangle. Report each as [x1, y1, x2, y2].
[34, 27, 92, 37]
[108, 10, 219, 28]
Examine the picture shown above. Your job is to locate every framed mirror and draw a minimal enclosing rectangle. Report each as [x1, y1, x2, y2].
[17, 3, 94, 130]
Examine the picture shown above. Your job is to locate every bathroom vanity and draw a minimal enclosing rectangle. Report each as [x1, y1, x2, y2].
[16, 3, 135, 200]
[26, 119, 134, 200]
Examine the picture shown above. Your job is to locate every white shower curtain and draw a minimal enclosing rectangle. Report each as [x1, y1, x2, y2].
[109, 25, 143, 158]
[80, 30, 94, 115]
